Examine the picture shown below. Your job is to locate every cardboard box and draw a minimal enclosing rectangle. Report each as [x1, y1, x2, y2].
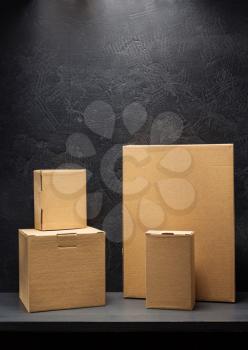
[146, 230, 195, 310]
[34, 169, 87, 230]
[19, 226, 105, 312]
[123, 144, 235, 302]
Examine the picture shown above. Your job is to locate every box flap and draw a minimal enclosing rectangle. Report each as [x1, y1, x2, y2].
[19, 226, 104, 237]
[57, 233, 78, 247]
[35, 169, 86, 174]
[146, 230, 194, 236]
[123, 143, 233, 148]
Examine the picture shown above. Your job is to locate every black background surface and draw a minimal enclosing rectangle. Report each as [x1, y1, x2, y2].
[0, 0, 248, 292]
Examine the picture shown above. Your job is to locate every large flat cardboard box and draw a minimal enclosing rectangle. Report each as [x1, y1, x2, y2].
[123, 144, 235, 302]
[146, 230, 195, 310]
[34, 169, 87, 230]
[19, 227, 105, 312]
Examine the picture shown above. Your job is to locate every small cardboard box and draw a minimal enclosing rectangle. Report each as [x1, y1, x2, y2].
[34, 169, 87, 230]
[19, 227, 105, 312]
[146, 230, 195, 310]
[123, 144, 235, 302]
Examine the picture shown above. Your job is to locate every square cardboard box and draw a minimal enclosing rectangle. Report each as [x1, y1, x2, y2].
[34, 169, 87, 230]
[123, 144, 235, 302]
[146, 230, 195, 310]
[19, 226, 105, 312]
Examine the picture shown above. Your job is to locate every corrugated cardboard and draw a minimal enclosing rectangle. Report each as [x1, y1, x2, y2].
[19, 226, 105, 312]
[123, 144, 235, 302]
[146, 230, 195, 310]
[34, 169, 87, 230]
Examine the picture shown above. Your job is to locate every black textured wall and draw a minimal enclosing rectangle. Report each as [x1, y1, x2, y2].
[0, 0, 248, 292]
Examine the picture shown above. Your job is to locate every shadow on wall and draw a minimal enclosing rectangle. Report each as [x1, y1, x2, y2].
[0, 0, 32, 9]
[197, 0, 248, 34]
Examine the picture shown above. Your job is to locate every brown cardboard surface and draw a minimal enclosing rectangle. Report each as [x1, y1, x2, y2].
[146, 231, 195, 310]
[123, 144, 235, 302]
[34, 169, 87, 230]
[19, 227, 105, 312]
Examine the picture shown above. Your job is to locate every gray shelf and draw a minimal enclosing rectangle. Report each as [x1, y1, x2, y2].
[0, 293, 248, 332]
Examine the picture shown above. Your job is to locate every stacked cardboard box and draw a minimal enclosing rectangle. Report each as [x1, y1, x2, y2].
[33, 169, 87, 230]
[19, 169, 105, 312]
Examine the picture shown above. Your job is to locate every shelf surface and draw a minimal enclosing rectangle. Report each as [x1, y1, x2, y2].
[0, 292, 248, 332]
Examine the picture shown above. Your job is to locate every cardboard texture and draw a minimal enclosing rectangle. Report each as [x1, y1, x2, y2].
[146, 230, 195, 310]
[123, 144, 235, 302]
[34, 169, 87, 230]
[19, 227, 105, 312]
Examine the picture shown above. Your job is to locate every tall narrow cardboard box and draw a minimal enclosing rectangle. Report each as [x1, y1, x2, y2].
[123, 144, 235, 302]
[146, 230, 195, 310]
